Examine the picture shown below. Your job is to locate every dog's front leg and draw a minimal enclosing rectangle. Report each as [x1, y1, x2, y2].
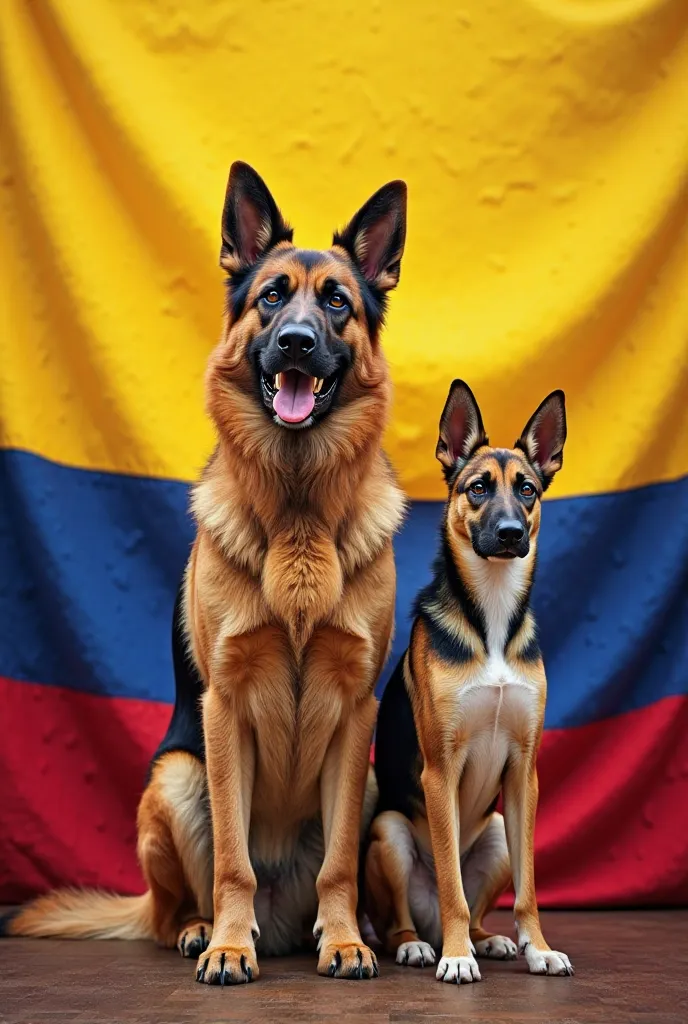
[503, 746, 574, 977]
[314, 693, 379, 979]
[196, 687, 259, 985]
[421, 758, 482, 985]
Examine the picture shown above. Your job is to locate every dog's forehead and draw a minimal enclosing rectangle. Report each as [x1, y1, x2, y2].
[253, 247, 358, 291]
[456, 447, 530, 489]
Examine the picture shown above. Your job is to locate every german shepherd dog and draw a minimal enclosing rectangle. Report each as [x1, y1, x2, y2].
[2, 162, 407, 984]
[365, 381, 574, 984]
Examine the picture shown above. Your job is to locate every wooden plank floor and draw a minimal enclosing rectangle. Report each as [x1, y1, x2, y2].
[2, 911, 687, 1023]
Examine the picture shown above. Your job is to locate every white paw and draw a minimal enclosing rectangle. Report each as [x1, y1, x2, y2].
[474, 934, 518, 960]
[436, 954, 481, 984]
[523, 945, 574, 976]
[396, 940, 436, 967]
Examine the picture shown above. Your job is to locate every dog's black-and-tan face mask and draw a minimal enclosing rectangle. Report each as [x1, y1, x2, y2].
[218, 161, 407, 430]
[436, 380, 567, 561]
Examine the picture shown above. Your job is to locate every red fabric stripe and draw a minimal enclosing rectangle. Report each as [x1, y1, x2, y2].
[2, 677, 687, 906]
[515, 693, 688, 907]
[0, 678, 160, 901]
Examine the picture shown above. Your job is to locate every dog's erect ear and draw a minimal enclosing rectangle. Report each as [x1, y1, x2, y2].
[436, 380, 488, 476]
[515, 390, 567, 490]
[220, 161, 293, 273]
[333, 181, 407, 291]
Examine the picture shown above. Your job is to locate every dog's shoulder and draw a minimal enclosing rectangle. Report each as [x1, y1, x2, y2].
[191, 450, 267, 577]
[337, 450, 407, 577]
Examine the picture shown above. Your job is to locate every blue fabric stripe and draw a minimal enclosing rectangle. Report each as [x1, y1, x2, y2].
[1, 448, 686, 729]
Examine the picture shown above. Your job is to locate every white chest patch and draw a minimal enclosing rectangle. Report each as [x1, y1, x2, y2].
[470, 551, 530, 655]
[454, 551, 540, 827]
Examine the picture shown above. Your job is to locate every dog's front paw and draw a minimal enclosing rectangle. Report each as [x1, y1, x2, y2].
[195, 944, 258, 985]
[396, 940, 436, 967]
[473, 934, 517, 960]
[436, 954, 481, 984]
[318, 941, 379, 979]
[522, 944, 574, 976]
[177, 920, 212, 959]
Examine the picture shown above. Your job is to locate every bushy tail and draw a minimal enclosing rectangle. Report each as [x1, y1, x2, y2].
[0, 889, 154, 941]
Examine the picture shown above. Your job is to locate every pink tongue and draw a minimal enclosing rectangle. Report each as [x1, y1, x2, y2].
[273, 369, 316, 423]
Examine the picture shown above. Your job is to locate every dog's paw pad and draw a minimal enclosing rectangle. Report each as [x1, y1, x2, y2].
[396, 940, 436, 967]
[474, 934, 517, 960]
[436, 954, 481, 984]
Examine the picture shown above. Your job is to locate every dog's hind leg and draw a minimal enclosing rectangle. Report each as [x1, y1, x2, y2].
[139, 751, 213, 956]
[365, 812, 436, 968]
[1, 751, 210, 947]
[461, 812, 517, 960]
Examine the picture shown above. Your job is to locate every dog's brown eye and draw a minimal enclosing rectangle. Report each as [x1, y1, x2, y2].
[521, 482, 535, 497]
[329, 293, 346, 309]
[469, 481, 486, 496]
[264, 290, 280, 305]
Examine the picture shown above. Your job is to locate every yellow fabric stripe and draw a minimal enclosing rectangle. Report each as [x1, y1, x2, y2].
[1, 0, 687, 499]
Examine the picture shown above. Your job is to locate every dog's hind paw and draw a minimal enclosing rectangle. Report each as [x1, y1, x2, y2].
[177, 920, 212, 959]
[473, 934, 517, 960]
[396, 940, 436, 967]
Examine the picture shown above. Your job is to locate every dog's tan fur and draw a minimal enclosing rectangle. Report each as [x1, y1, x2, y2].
[4, 163, 407, 984]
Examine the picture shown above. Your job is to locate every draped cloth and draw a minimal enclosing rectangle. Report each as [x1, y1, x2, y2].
[1, 0, 686, 905]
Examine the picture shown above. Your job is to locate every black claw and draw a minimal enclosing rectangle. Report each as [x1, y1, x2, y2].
[180, 935, 186, 956]
[246, 964, 253, 982]
[328, 961, 337, 977]
[240, 954, 250, 982]
[200, 924, 206, 940]
[335, 949, 342, 971]
[372, 957, 379, 978]
[356, 948, 363, 980]
[485, 943, 492, 955]
[404, 948, 409, 965]
[219, 951, 227, 987]
[196, 960, 207, 983]
[419, 951, 425, 968]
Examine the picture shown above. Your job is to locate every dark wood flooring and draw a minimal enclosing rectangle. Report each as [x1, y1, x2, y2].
[1, 911, 687, 1023]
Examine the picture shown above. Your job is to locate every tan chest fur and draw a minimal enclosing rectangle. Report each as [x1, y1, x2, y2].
[185, 450, 404, 856]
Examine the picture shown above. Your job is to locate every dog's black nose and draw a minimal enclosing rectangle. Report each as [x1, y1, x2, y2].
[277, 323, 317, 360]
[497, 520, 525, 546]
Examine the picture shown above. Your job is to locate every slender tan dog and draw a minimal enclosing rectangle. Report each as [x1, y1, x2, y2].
[366, 380, 574, 984]
[3, 162, 407, 984]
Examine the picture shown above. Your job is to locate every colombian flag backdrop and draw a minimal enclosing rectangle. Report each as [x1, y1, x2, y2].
[1, 0, 687, 906]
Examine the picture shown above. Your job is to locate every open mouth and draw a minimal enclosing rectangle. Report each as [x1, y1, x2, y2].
[489, 551, 519, 561]
[261, 369, 339, 426]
